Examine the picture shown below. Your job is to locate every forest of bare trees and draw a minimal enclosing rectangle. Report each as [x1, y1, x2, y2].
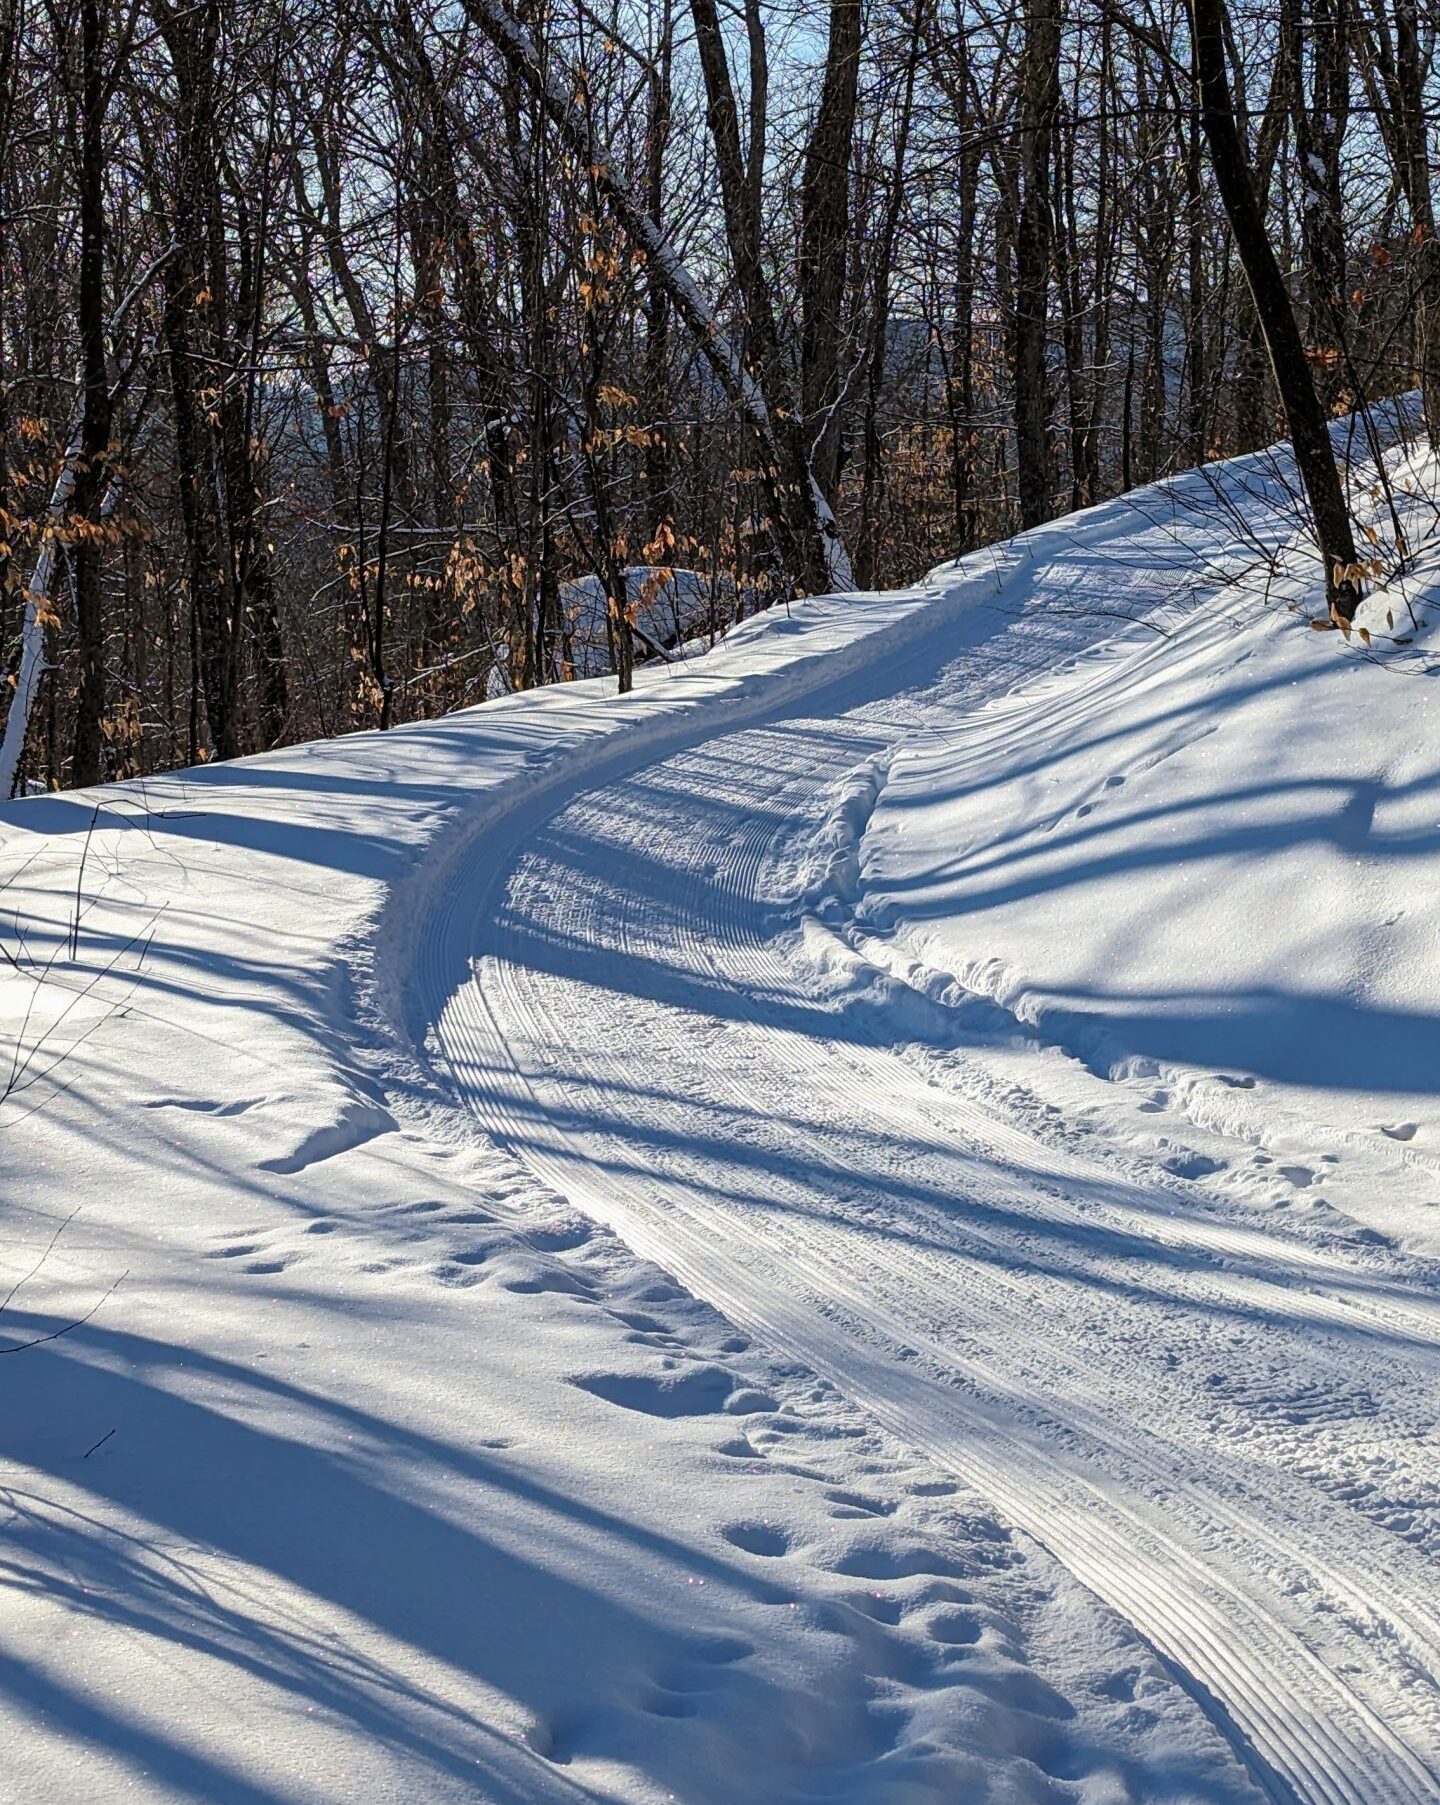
[1, 0, 1437, 792]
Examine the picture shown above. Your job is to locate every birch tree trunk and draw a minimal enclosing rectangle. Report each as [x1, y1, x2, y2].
[0, 415, 83, 798]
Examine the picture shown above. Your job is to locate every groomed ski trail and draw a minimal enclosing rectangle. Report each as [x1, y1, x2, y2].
[413, 509, 1440, 1805]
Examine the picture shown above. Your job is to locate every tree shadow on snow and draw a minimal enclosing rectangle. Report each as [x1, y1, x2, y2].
[0, 1313, 796, 1804]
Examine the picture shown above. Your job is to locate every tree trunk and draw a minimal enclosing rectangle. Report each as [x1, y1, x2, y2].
[1189, 0, 1360, 622]
[1014, 0, 1060, 531]
[799, 0, 861, 511]
[1359, 0, 1440, 446]
[1292, 0, 1351, 413]
[855, 3, 922, 585]
[1185, 98, 1210, 466]
[156, 0, 243, 757]
[68, 0, 114, 787]
[643, 28, 674, 543]
[687, 0, 846, 591]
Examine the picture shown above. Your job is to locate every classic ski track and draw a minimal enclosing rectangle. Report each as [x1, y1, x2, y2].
[631, 711, 1440, 1367]
[419, 608, 1440, 1805]
[488, 759, 1440, 1719]
[459, 950, 1436, 1805]
[715, 728, 1436, 1317]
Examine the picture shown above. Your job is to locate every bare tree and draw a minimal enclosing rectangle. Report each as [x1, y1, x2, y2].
[1, 0, 1431, 794]
[1189, 0, 1362, 623]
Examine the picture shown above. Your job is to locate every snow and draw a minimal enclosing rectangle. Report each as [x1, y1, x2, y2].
[859, 564, 1440, 1253]
[557, 566, 734, 676]
[3, 427, 1439, 1802]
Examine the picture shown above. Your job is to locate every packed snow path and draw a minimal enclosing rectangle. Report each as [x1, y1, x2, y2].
[421, 524, 1440, 1805]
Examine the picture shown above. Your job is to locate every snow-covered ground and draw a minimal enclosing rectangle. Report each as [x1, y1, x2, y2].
[3, 433, 1438, 1804]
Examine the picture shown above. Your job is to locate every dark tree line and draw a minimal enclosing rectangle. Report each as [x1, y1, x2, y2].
[1, 0, 1437, 793]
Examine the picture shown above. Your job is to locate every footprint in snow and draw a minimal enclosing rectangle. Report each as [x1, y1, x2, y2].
[427, 1260, 474, 1287]
[688, 1633, 753, 1665]
[571, 1363, 740, 1418]
[621, 1329, 686, 1352]
[145, 1095, 265, 1117]
[610, 1309, 670, 1334]
[503, 1267, 594, 1297]
[523, 1220, 593, 1253]
[257, 1101, 397, 1176]
[966, 1662, 1077, 1722]
[843, 1591, 904, 1625]
[824, 1488, 897, 1519]
[926, 1606, 984, 1646]
[1161, 1151, 1227, 1181]
[828, 1541, 972, 1582]
[722, 1520, 792, 1558]
[633, 1281, 685, 1305]
[637, 1689, 698, 1719]
[724, 1387, 779, 1414]
[713, 1436, 761, 1461]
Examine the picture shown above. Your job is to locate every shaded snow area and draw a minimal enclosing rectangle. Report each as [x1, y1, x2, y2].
[3, 435, 1439, 1805]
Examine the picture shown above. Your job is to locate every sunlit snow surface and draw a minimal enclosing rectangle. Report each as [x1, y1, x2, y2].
[3, 426, 1438, 1803]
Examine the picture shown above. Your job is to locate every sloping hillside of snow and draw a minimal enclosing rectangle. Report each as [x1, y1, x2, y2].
[852, 527, 1440, 1257]
[3, 427, 1438, 1804]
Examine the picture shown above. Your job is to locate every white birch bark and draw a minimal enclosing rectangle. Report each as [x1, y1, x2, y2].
[0, 250, 167, 798]
[0, 408, 89, 800]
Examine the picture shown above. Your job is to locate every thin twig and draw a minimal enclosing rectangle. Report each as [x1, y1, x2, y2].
[0, 1208, 80, 1318]
[0, 1271, 127, 1356]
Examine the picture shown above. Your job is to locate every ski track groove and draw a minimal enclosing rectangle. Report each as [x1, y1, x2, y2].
[416, 591, 1440, 1805]
[484, 788, 1439, 1796]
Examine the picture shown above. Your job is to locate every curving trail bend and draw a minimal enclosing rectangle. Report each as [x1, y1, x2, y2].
[417, 550, 1440, 1805]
